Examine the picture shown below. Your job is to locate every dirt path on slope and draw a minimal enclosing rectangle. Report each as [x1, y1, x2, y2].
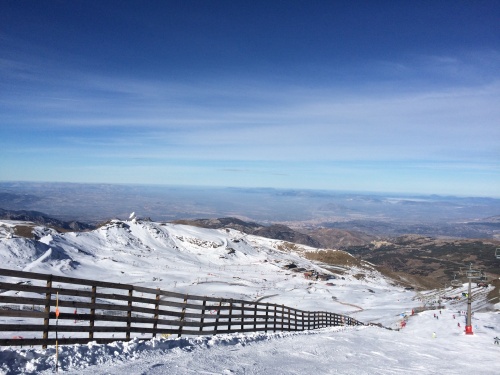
[334, 298, 363, 312]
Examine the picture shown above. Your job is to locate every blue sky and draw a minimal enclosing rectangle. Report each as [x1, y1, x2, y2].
[1, 1, 499, 197]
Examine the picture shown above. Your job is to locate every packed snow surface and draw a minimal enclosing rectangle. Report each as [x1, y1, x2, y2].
[0, 219, 499, 374]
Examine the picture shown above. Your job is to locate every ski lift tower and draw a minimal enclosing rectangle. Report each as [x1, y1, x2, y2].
[464, 264, 481, 335]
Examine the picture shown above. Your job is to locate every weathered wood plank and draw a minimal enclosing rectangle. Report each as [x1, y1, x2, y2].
[0, 268, 133, 290]
[0, 337, 123, 347]
[0, 310, 47, 318]
[0, 295, 47, 306]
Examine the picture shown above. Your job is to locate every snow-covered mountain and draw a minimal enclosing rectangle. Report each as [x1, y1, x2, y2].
[1, 219, 499, 374]
[0, 218, 407, 323]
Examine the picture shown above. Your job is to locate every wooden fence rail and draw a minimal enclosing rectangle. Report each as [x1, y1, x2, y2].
[0, 268, 363, 348]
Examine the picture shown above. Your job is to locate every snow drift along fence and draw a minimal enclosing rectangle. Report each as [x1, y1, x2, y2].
[0, 268, 363, 348]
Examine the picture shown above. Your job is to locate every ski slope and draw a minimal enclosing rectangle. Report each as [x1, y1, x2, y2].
[0, 219, 499, 374]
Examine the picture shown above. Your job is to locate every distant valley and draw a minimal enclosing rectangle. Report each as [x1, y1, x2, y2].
[1, 182, 500, 239]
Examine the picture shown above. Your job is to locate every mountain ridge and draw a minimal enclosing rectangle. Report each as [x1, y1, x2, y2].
[0, 208, 94, 232]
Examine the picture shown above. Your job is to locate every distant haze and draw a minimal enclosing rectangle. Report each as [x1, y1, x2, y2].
[0, 182, 499, 228]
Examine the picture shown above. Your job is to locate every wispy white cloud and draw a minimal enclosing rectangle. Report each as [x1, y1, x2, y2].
[1, 44, 499, 195]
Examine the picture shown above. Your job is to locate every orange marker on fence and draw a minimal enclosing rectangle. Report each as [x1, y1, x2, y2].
[55, 291, 60, 318]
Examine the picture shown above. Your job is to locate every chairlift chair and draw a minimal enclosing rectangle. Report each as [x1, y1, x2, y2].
[450, 274, 462, 287]
[496, 248, 500, 259]
[465, 269, 481, 279]
[451, 277, 462, 287]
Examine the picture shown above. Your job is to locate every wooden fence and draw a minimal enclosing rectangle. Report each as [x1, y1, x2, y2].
[0, 268, 363, 348]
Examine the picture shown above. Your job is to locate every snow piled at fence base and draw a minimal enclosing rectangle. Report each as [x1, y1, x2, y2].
[2, 311, 500, 375]
[0, 328, 344, 374]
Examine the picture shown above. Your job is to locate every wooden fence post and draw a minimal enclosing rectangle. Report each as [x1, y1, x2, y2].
[302, 311, 305, 331]
[274, 305, 278, 332]
[228, 301, 233, 332]
[42, 274, 52, 349]
[265, 304, 269, 333]
[178, 294, 188, 338]
[152, 288, 160, 338]
[126, 288, 133, 341]
[253, 303, 257, 331]
[279, 304, 284, 332]
[240, 302, 244, 331]
[199, 299, 207, 333]
[214, 301, 222, 336]
[89, 285, 97, 340]
[287, 307, 291, 331]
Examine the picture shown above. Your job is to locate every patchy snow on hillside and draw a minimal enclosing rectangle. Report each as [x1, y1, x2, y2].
[0, 219, 499, 374]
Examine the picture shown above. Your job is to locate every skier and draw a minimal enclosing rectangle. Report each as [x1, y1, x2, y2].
[432, 332, 436, 338]
[494, 337, 499, 345]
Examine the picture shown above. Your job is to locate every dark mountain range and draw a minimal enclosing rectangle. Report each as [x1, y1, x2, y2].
[253, 224, 321, 248]
[342, 235, 500, 289]
[321, 219, 500, 239]
[0, 208, 95, 232]
[172, 218, 321, 248]
[305, 228, 377, 249]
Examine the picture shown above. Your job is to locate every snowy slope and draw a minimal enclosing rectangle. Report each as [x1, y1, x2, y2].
[0, 219, 414, 323]
[1, 219, 499, 374]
